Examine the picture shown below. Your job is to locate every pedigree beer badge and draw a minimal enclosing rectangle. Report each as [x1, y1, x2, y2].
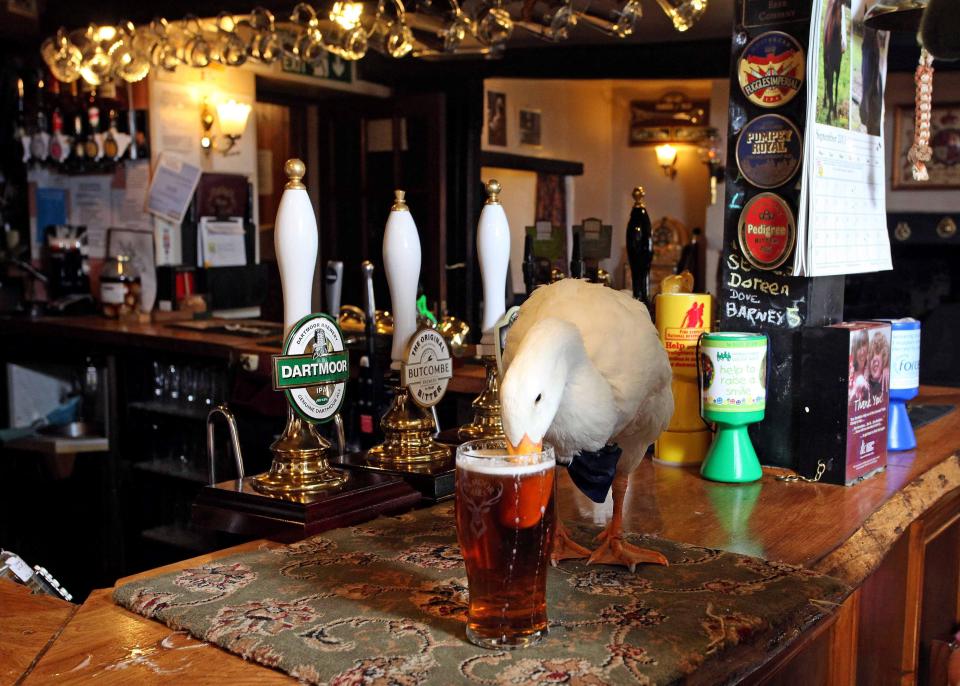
[737, 193, 796, 270]
[402, 328, 453, 408]
[738, 32, 805, 108]
[736, 114, 802, 189]
[272, 313, 349, 423]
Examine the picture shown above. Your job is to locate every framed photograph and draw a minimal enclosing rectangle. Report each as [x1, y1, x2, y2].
[487, 92, 507, 147]
[893, 102, 960, 189]
[629, 92, 710, 146]
[519, 109, 542, 147]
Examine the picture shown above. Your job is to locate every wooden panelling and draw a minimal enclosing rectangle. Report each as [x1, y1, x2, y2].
[856, 527, 914, 685]
[254, 101, 292, 235]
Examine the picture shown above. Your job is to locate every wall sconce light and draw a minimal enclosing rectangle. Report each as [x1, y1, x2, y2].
[656, 144, 678, 179]
[200, 98, 251, 155]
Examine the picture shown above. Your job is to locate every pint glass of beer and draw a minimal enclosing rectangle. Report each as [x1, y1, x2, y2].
[455, 438, 556, 649]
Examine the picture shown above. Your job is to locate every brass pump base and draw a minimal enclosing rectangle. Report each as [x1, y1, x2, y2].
[253, 409, 349, 499]
[367, 385, 450, 464]
[458, 356, 504, 440]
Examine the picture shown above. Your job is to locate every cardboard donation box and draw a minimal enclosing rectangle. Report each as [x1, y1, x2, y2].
[797, 322, 892, 485]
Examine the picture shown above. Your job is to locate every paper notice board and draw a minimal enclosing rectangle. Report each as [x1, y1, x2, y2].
[794, 0, 892, 276]
[146, 153, 201, 224]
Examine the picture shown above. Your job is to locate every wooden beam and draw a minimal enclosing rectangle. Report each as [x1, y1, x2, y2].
[479, 151, 584, 176]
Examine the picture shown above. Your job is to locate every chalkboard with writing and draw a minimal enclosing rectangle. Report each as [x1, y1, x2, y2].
[718, 0, 845, 468]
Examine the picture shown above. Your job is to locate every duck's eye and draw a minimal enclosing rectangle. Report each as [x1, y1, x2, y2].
[535, 393, 542, 404]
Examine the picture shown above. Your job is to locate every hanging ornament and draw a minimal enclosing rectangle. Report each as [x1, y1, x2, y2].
[907, 48, 935, 182]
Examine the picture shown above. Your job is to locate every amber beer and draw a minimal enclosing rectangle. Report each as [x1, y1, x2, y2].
[455, 439, 556, 649]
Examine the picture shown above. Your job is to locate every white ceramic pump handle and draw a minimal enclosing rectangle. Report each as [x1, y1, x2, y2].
[382, 190, 422, 369]
[477, 179, 510, 349]
[274, 159, 318, 337]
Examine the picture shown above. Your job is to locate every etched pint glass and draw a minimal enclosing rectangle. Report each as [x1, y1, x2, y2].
[455, 439, 556, 649]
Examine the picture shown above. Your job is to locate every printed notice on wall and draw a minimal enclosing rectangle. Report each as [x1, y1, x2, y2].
[70, 175, 113, 259]
[794, 0, 892, 276]
[111, 160, 152, 231]
[146, 153, 201, 224]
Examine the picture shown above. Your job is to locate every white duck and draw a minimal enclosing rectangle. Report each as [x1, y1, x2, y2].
[501, 278, 674, 571]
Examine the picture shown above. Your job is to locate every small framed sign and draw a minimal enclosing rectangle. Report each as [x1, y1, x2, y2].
[487, 92, 507, 147]
[519, 109, 542, 147]
[629, 92, 710, 146]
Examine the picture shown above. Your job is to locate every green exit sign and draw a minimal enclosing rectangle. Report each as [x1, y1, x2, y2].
[281, 54, 352, 83]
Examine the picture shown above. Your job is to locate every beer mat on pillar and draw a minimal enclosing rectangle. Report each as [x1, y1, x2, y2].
[908, 404, 955, 429]
[114, 503, 849, 685]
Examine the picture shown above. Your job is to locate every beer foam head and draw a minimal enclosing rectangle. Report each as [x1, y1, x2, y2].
[457, 450, 554, 476]
[457, 439, 555, 475]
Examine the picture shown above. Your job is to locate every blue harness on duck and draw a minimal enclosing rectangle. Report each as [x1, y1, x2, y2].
[566, 443, 622, 504]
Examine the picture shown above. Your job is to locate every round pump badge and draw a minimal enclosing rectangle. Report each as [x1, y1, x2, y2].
[737, 193, 796, 270]
[402, 328, 453, 408]
[272, 313, 349, 423]
[736, 114, 803, 189]
[738, 31, 805, 108]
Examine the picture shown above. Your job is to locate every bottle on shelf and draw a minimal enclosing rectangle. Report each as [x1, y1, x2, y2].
[28, 75, 50, 164]
[67, 111, 87, 173]
[84, 103, 103, 164]
[49, 109, 70, 165]
[15, 77, 29, 164]
[102, 109, 121, 161]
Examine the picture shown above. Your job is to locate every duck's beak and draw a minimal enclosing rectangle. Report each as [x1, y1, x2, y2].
[506, 434, 543, 456]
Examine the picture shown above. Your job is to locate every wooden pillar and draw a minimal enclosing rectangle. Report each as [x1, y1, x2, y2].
[718, 0, 845, 469]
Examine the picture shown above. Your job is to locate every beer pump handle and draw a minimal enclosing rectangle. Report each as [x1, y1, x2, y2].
[275, 159, 317, 335]
[477, 179, 511, 352]
[626, 186, 653, 305]
[362, 260, 376, 355]
[522, 233, 537, 295]
[325, 260, 343, 317]
[570, 232, 585, 279]
[382, 190, 421, 371]
[358, 261, 380, 447]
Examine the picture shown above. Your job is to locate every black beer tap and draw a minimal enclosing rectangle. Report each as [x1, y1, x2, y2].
[356, 260, 382, 449]
[570, 232, 585, 279]
[626, 186, 654, 306]
[325, 261, 343, 316]
[522, 234, 537, 295]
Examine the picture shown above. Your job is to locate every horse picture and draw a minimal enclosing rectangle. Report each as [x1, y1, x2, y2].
[817, 0, 851, 128]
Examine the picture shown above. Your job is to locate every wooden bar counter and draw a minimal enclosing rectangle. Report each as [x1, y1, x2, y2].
[3, 372, 959, 683]
[0, 314, 488, 395]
